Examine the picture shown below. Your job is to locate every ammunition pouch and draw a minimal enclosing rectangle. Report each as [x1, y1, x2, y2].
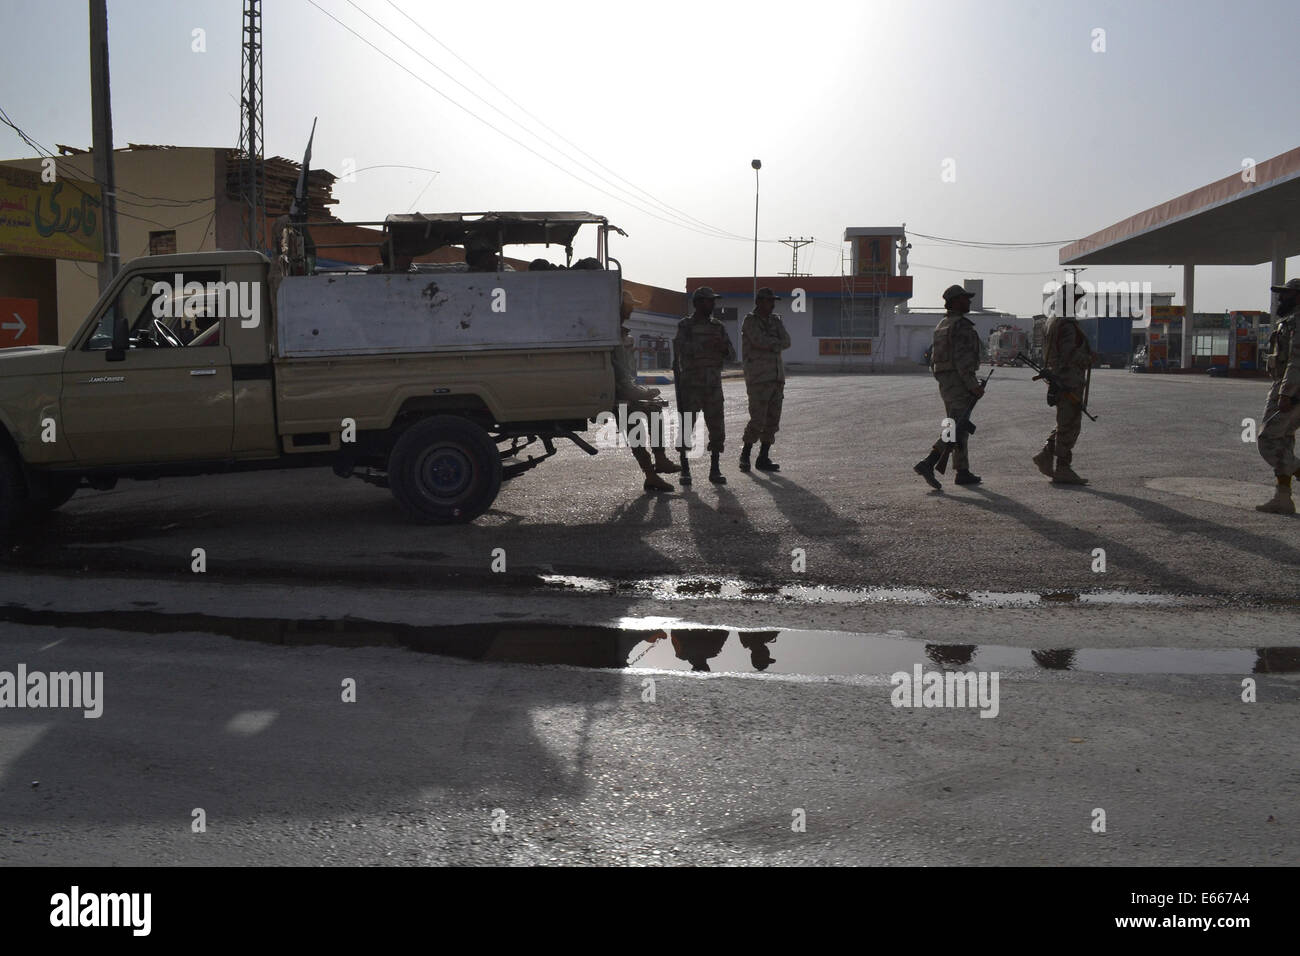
[1046, 385, 1059, 407]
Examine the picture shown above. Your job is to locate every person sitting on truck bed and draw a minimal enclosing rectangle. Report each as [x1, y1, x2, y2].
[465, 238, 511, 272]
[366, 246, 414, 274]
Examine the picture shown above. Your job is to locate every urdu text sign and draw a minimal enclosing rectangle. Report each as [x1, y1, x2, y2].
[0, 166, 104, 262]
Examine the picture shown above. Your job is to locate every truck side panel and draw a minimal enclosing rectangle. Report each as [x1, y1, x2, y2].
[276, 271, 621, 358]
[274, 349, 616, 438]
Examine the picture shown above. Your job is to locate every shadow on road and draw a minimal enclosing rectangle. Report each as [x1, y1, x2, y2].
[1080, 487, 1300, 569]
[955, 486, 1206, 593]
[747, 472, 865, 558]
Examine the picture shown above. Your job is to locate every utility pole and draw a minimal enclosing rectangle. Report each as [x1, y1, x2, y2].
[779, 237, 813, 277]
[89, 0, 119, 292]
[750, 160, 762, 301]
[238, 0, 265, 251]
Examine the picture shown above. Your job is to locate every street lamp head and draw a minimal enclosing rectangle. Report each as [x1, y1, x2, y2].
[751, 159, 761, 170]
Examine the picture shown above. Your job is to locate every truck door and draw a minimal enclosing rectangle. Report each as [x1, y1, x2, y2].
[61, 269, 235, 465]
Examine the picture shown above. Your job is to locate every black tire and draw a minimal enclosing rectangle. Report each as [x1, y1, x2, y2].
[388, 415, 502, 524]
[0, 446, 30, 529]
[29, 474, 79, 512]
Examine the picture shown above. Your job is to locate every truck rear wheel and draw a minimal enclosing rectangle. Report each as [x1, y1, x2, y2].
[388, 415, 503, 523]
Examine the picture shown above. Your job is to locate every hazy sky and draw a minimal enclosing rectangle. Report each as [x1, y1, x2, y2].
[2, 0, 1296, 314]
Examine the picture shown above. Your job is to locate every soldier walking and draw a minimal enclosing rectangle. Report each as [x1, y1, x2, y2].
[1031, 283, 1092, 485]
[1256, 278, 1300, 514]
[740, 287, 792, 473]
[614, 292, 680, 493]
[914, 284, 983, 489]
[673, 287, 735, 485]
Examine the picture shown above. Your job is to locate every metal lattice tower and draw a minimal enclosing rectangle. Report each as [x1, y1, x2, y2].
[237, 0, 264, 251]
[779, 237, 813, 277]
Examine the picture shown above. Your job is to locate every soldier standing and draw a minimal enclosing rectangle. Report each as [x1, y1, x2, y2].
[739, 287, 792, 473]
[1031, 284, 1092, 485]
[914, 284, 983, 489]
[673, 287, 735, 485]
[1255, 278, 1300, 514]
[614, 292, 679, 493]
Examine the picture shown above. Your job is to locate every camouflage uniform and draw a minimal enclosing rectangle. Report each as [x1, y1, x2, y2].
[1258, 313, 1300, 476]
[928, 310, 982, 472]
[741, 309, 791, 445]
[673, 315, 734, 453]
[614, 335, 670, 465]
[1042, 314, 1093, 465]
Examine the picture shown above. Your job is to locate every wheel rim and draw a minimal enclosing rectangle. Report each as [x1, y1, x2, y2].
[414, 442, 476, 503]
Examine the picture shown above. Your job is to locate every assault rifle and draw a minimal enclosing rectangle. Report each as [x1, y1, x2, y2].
[1017, 352, 1098, 421]
[936, 367, 995, 475]
[672, 352, 691, 485]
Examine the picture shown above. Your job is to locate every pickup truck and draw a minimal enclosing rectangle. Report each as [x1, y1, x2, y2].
[0, 211, 626, 527]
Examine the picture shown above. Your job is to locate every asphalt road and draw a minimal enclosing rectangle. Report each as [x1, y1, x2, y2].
[8, 368, 1297, 601]
[1, 368, 1296, 866]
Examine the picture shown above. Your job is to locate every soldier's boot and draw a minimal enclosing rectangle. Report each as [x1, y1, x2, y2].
[1031, 444, 1055, 478]
[913, 450, 942, 490]
[755, 443, 780, 472]
[679, 450, 692, 486]
[738, 444, 753, 472]
[633, 447, 673, 493]
[1255, 479, 1296, 515]
[1051, 460, 1088, 485]
[955, 469, 981, 485]
[708, 452, 727, 484]
[652, 449, 681, 474]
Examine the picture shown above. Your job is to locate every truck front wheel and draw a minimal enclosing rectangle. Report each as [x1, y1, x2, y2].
[388, 416, 503, 523]
[0, 447, 30, 529]
[29, 474, 79, 512]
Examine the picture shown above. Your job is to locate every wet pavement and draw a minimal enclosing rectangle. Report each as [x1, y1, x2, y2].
[2, 371, 1297, 866]
[4, 603, 1296, 678]
[1, 573, 1296, 867]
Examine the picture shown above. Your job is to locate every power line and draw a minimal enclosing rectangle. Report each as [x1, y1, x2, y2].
[307, 0, 753, 244]
[906, 230, 1075, 248]
[346, 0, 739, 239]
[1, 106, 212, 217]
[382, 0, 746, 241]
[909, 261, 1062, 276]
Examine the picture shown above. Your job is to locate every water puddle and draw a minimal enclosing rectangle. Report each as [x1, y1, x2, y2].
[1, 605, 1294, 677]
[539, 575, 1201, 608]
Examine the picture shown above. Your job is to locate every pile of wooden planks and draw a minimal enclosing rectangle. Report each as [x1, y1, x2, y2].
[225, 150, 339, 219]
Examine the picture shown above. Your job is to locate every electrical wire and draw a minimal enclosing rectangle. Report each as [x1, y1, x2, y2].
[382, 0, 748, 240]
[305, 0, 761, 244]
[906, 230, 1075, 248]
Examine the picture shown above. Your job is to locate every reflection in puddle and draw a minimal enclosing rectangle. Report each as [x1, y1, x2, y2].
[0, 605, 1294, 678]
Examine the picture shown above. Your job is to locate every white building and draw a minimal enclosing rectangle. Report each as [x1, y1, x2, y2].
[687, 227, 915, 369]
[895, 279, 1025, 364]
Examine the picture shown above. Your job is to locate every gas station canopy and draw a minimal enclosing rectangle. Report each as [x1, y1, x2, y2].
[1061, 145, 1300, 266]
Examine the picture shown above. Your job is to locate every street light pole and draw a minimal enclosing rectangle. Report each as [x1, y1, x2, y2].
[751, 159, 761, 302]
